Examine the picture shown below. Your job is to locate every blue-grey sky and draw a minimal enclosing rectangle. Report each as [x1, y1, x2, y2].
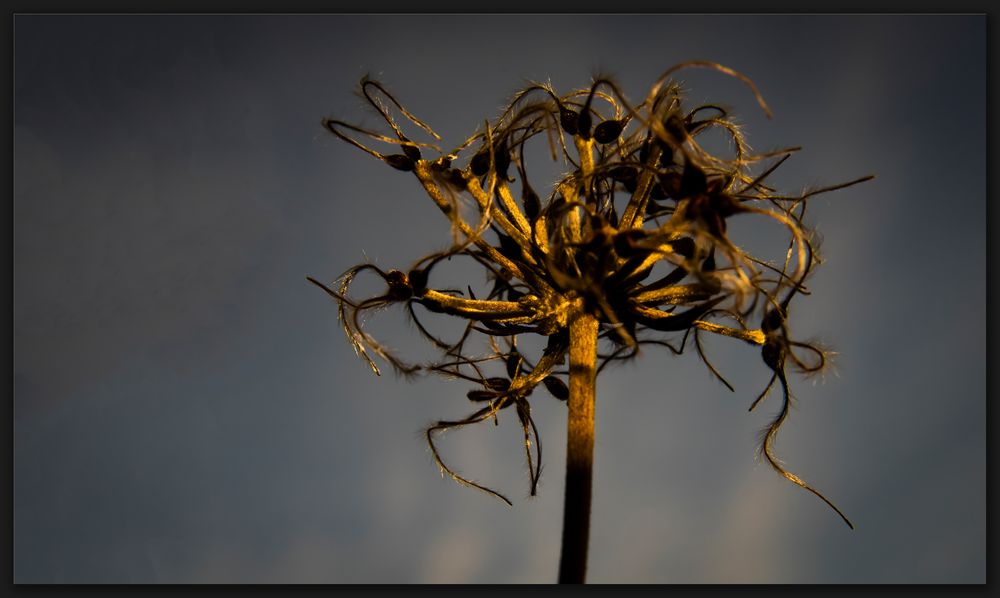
[14, 15, 985, 583]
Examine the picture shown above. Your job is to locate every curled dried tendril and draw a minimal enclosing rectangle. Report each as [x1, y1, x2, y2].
[312, 62, 872, 528]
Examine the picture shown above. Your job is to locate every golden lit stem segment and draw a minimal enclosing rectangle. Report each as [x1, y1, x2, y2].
[574, 136, 595, 191]
[420, 289, 535, 321]
[466, 177, 536, 255]
[693, 321, 765, 345]
[495, 180, 533, 239]
[619, 144, 662, 229]
[558, 307, 599, 584]
[412, 161, 526, 281]
[632, 282, 717, 305]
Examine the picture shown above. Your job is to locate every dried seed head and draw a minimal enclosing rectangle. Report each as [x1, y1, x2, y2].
[315, 63, 870, 527]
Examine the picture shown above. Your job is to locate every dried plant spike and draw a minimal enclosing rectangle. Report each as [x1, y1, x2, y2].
[312, 63, 871, 583]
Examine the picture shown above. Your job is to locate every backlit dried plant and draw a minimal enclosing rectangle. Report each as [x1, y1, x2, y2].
[310, 62, 872, 583]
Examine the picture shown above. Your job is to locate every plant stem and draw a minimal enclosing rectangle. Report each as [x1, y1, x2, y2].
[558, 308, 599, 584]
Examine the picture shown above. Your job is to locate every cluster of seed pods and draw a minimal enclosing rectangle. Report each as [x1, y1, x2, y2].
[312, 62, 869, 527]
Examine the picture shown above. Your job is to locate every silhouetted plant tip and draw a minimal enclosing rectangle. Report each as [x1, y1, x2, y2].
[312, 62, 872, 583]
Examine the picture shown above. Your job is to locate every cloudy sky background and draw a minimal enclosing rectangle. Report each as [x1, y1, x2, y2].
[14, 15, 985, 583]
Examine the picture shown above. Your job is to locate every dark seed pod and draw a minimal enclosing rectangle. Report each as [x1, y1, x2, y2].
[705, 211, 728, 239]
[593, 119, 625, 144]
[701, 248, 716, 272]
[506, 350, 522, 379]
[658, 143, 675, 168]
[761, 339, 786, 372]
[497, 233, 523, 262]
[383, 154, 415, 171]
[679, 161, 708, 197]
[658, 171, 681, 198]
[613, 228, 647, 258]
[645, 197, 665, 215]
[664, 113, 688, 143]
[542, 376, 570, 401]
[608, 165, 638, 184]
[670, 236, 696, 259]
[494, 140, 511, 179]
[385, 269, 413, 300]
[639, 138, 651, 163]
[588, 212, 607, 232]
[467, 390, 499, 402]
[649, 181, 668, 200]
[470, 151, 491, 177]
[608, 208, 619, 228]
[705, 175, 725, 196]
[401, 143, 422, 161]
[446, 168, 468, 190]
[576, 110, 592, 140]
[546, 328, 569, 352]
[506, 288, 525, 302]
[484, 377, 512, 391]
[407, 268, 428, 296]
[559, 106, 579, 135]
[548, 193, 568, 213]
[708, 191, 741, 220]
[522, 184, 541, 222]
[762, 307, 786, 333]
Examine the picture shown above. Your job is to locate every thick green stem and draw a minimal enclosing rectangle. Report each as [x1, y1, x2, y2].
[558, 308, 599, 584]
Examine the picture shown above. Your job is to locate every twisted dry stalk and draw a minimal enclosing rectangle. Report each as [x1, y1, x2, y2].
[311, 64, 872, 583]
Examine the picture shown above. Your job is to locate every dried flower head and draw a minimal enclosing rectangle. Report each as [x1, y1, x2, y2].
[311, 62, 871, 580]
